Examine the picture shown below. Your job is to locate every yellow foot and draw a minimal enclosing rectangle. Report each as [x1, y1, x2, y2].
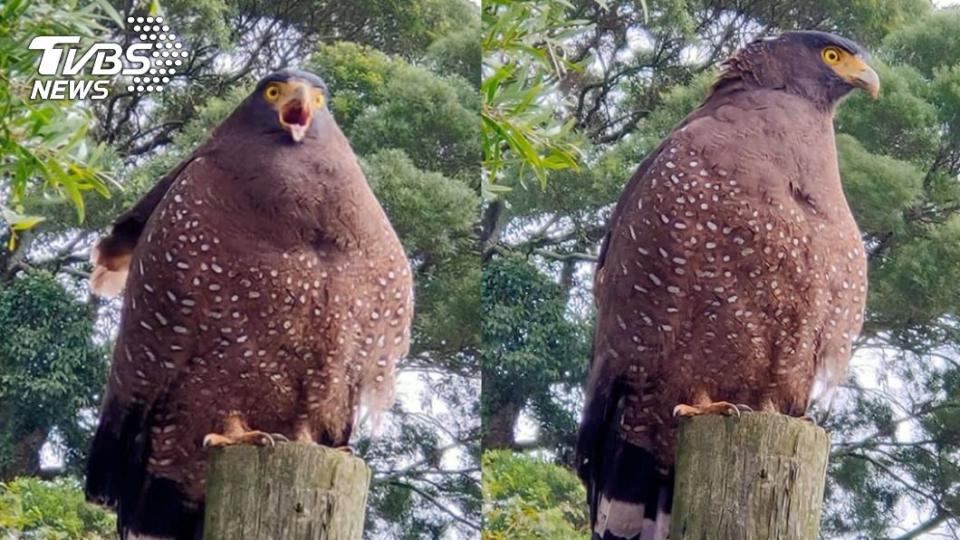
[202, 411, 289, 448]
[673, 401, 750, 418]
[202, 430, 287, 447]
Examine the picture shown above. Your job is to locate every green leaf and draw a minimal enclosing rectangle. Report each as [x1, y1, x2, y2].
[62, 179, 86, 223]
[92, 0, 124, 27]
[0, 206, 46, 232]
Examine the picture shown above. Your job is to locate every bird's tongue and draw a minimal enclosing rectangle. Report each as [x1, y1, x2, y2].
[283, 103, 309, 126]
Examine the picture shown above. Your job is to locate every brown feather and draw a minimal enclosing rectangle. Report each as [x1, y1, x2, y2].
[90, 155, 203, 298]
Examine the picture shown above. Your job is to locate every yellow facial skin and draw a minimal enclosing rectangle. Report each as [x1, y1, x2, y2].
[821, 46, 880, 99]
[262, 80, 327, 142]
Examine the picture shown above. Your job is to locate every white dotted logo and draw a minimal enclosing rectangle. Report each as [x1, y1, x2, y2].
[27, 15, 188, 100]
[125, 16, 186, 94]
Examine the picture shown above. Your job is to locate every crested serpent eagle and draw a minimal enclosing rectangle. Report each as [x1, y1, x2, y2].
[576, 31, 879, 540]
[84, 69, 413, 540]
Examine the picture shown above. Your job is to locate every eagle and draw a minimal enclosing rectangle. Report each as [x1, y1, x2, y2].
[576, 32, 878, 540]
[84, 69, 413, 540]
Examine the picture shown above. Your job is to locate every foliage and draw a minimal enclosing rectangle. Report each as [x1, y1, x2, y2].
[481, 255, 588, 456]
[310, 41, 481, 181]
[0, 271, 107, 480]
[0, 0, 116, 244]
[350, 64, 480, 180]
[0, 476, 115, 538]
[363, 371, 481, 538]
[361, 150, 481, 360]
[427, 25, 483, 88]
[883, 9, 960, 78]
[363, 149, 477, 272]
[481, 0, 589, 198]
[482, 450, 588, 540]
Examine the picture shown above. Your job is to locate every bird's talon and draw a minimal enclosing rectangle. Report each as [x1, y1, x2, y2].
[673, 404, 700, 417]
[673, 401, 742, 418]
[727, 404, 741, 419]
[202, 429, 279, 448]
[202, 433, 232, 448]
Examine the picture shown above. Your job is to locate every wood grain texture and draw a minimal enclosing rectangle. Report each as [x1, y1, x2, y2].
[203, 442, 370, 540]
[670, 413, 830, 540]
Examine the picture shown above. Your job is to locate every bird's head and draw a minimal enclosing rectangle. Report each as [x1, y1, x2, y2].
[247, 69, 329, 143]
[717, 31, 880, 108]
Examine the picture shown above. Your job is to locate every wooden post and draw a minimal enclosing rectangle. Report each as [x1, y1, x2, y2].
[203, 442, 371, 540]
[670, 412, 830, 540]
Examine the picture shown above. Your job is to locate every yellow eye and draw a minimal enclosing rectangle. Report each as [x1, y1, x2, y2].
[313, 93, 325, 108]
[822, 47, 842, 65]
[264, 85, 281, 101]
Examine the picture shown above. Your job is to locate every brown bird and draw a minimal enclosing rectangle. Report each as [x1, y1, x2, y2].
[84, 70, 413, 540]
[576, 32, 878, 540]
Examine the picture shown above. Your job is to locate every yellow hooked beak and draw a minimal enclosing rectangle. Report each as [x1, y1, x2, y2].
[851, 63, 880, 100]
[831, 53, 880, 100]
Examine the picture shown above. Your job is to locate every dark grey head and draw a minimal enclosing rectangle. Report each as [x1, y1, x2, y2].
[233, 69, 331, 143]
[720, 30, 880, 108]
[781, 31, 870, 59]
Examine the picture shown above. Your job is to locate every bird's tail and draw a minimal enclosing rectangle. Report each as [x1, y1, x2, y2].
[588, 432, 673, 540]
[85, 399, 203, 540]
[576, 370, 673, 540]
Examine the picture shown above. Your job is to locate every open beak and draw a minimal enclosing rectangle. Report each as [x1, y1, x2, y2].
[279, 84, 313, 142]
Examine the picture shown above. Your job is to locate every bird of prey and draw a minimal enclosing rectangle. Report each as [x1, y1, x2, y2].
[84, 69, 413, 540]
[576, 32, 878, 540]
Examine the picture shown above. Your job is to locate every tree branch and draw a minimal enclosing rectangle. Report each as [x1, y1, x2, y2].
[890, 512, 950, 540]
[387, 480, 481, 530]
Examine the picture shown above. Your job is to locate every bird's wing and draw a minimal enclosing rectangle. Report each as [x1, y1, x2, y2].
[90, 152, 204, 297]
[576, 132, 681, 512]
[577, 113, 723, 539]
[85, 157, 224, 529]
[579, 90, 715, 455]
[93, 155, 230, 423]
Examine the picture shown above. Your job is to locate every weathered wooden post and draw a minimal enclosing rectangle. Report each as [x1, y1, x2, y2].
[670, 412, 830, 540]
[203, 443, 371, 540]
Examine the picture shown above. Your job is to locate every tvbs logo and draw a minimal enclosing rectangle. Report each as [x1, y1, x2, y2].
[29, 16, 185, 100]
